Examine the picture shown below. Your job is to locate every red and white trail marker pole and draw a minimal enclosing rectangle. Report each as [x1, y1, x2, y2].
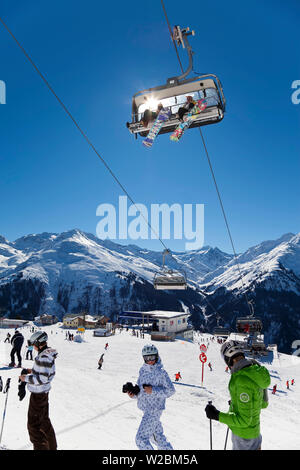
[199, 352, 207, 386]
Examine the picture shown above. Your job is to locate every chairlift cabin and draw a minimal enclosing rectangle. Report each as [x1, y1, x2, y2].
[127, 26, 226, 138]
[153, 249, 187, 290]
[236, 316, 263, 334]
[213, 314, 230, 337]
[213, 326, 231, 338]
[153, 270, 187, 290]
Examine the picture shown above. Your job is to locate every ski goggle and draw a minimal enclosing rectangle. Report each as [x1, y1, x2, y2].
[143, 354, 157, 363]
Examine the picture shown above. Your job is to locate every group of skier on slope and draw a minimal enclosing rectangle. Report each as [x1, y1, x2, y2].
[13, 329, 273, 451]
[124, 340, 271, 451]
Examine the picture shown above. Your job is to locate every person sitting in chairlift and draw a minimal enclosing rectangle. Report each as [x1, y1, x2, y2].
[140, 102, 163, 128]
[177, 95, 195, 121]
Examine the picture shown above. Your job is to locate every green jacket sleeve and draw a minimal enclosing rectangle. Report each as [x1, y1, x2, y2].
[219, 381, 254, 429]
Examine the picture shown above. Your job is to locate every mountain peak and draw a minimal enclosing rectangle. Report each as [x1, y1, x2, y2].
[0, 235, 9, 244]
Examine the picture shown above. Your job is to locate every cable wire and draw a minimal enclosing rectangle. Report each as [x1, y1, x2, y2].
[160, 0, 184, 74]
[0, 15, 169, 254]
[159, 1, 253, 315]
[198, 128, 252, 314]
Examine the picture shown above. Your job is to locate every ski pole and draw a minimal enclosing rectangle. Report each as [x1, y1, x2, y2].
[208, 400, 213, 450]
[0, 378, 11, 446]
[224, 427, 229, 450]
[224, 400, 231, 450]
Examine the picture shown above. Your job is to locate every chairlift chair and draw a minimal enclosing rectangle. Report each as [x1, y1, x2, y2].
[153, 249, 187, 290]
[126, 26, 226, 138]
[236, 317, 263, 334]
[213, 327, 231, 337]
[213, 314, 230, 337]
[153, 270, 187, 290]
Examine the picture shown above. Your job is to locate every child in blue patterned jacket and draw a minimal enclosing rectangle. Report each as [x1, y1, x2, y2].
[127, 344, 175, 450]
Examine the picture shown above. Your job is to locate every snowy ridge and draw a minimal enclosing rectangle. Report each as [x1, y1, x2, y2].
[202, 232, 300, 294]
[0, 229, 299, 353]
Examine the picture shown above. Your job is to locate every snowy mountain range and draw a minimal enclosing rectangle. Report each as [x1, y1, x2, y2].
[0, 229, 299, 353]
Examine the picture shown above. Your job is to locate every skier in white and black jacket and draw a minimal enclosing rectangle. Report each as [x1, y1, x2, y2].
[19, 331, 58, 450]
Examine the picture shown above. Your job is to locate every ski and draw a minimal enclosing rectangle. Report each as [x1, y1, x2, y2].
[142, 108, 171, 148]
[170, 99, 207, 142]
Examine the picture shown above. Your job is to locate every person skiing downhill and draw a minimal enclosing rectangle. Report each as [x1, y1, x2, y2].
[127, 344, 175, 450]
[175, 372, 182, 382]
[98, 353, 104, 370]
[205, 340, 270, 450]
[4, 332, 11, 343]
[19, 331, 58, 450]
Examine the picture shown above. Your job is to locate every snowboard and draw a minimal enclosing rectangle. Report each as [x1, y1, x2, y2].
[170, 99, 207, 142]
[142, 108, 171, 148]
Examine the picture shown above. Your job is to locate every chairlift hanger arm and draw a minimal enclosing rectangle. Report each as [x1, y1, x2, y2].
[167, 26, 195, 85]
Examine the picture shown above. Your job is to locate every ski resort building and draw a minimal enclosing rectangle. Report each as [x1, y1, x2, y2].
[0, 318, 29, 328]
[34, 314, 59, 326]
[118, 310, 193, 341]
[63, 314, 98, 329]
[63, 314, 110, 330]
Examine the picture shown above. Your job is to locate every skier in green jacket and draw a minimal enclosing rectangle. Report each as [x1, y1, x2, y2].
[205, 340, 270, 450]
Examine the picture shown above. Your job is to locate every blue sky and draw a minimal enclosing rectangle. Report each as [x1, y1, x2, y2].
[0, 0, 299, 254]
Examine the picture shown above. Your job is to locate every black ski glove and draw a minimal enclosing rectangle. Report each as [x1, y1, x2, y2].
[205, 403, 220, 421]
[18, 369, 29, 401]
[18, 381, 26, 401]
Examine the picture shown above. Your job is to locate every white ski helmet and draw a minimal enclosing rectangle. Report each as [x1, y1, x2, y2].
[221, 340, 244, 367]
[30, 331, 48, 346]
[142, 344, 158, 358]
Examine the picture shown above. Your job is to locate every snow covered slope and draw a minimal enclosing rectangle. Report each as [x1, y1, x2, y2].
[0, 323, 299, 450]
[0, 230, 299, 353]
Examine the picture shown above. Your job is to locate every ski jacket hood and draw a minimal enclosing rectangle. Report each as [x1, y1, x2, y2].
[231, 358, 270, 389]
[136, 357, 175, 412]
